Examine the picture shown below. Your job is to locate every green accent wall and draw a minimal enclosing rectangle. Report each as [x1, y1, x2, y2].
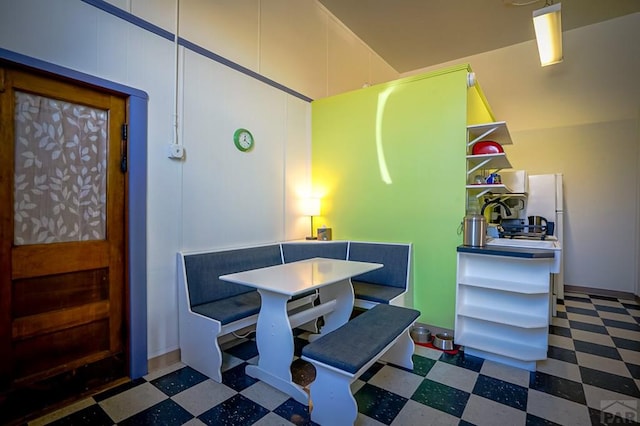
[311, 65, 488, 329]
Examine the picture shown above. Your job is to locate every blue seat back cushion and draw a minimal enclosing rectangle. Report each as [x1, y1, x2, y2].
[184, 244, 282, 306]
[348, 243, 409, 288]
[282, 241, 348, 263]
[302, 304, 420, 374]
[352, 281, 405, 304]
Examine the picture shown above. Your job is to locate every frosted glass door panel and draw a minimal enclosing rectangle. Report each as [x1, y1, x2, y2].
[14, 91, 108, 245]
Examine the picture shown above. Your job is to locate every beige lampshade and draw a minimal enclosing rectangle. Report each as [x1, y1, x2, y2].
[302, 197, 321, 217]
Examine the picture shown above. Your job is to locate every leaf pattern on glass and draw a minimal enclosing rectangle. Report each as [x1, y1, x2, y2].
[13, 91, 108, 245]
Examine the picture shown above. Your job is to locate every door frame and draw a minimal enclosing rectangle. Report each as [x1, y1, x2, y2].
[0, 47, 148, 379]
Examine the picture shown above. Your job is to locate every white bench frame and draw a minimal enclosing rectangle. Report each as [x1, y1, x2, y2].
[177, 248, 315, 382]
[177, 240, 412, 383]
[302, 322, 415, 425]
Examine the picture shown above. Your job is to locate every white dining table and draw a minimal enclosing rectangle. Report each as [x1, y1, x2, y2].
[219, 257, 382, 404]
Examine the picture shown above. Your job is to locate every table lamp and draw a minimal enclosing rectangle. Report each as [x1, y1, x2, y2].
[303, 198, 321, 240]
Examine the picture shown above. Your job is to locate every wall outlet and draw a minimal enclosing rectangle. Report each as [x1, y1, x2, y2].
[167, 143, 184, 159]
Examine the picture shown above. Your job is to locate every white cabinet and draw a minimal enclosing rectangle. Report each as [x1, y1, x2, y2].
[466, 121, 515, 203]
[455, 250, 553, 371]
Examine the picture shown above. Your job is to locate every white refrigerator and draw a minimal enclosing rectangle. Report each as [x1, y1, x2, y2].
[526, 174, 565, 301]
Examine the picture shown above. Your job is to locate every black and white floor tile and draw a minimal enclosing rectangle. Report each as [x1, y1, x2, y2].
[30, 292, 640, 425]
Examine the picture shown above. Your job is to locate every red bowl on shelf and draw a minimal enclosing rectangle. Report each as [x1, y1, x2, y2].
[472, 141, 503, 155]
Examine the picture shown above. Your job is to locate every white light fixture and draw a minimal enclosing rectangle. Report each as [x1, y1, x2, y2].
[302, 197, 321, 240]
[533, 2, 563, 66]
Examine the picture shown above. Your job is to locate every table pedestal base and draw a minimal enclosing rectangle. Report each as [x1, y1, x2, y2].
[247, 279, 354, 405]
[246, 365, 309, 404]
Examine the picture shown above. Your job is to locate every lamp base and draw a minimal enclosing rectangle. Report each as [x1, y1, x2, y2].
[305, 236, 317, 240]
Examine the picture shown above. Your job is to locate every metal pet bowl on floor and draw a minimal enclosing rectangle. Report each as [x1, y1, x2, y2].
[410, 326, 432, 344]
[433, 333, 454, 351]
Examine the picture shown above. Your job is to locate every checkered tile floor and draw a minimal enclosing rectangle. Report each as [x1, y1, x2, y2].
[31, 292, 640, 425]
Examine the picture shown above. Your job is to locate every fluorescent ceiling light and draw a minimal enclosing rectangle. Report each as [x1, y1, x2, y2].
[533, 2, 563, 66]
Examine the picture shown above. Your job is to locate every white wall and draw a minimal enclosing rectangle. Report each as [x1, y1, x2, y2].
[126, 0, 399, 99]
[178, 49, 305, 249]
[0, 0, 398, 359]
[405, 14, 640, 294]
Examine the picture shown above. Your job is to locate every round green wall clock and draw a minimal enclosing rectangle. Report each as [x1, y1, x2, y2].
[233, 128, 254, 152]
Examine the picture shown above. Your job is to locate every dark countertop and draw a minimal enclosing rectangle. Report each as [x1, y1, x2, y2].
[457, 245, 555, 259]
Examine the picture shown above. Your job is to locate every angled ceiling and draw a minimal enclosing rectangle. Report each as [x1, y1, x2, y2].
[318, 0, 640, 73]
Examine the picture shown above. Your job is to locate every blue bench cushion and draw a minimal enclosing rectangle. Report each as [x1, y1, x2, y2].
[352, 281, 405, 304]
[348, 242, 410, 289]
[191, 291, 261, 325]
[184, 244, 282, 306]
[281, 241, 348, 263]
[301, 304, 420, 374]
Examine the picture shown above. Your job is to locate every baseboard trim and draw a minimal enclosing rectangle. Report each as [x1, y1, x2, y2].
[564, 285, 640, 303]
[147, 349, 181, 373]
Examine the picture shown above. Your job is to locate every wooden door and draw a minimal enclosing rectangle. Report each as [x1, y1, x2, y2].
[0, 64, 128, 422]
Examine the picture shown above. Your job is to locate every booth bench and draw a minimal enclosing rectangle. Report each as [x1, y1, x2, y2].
[178, 240, 412, 383]
[282, 240, 412, 309]
[302, 304, 420, 425]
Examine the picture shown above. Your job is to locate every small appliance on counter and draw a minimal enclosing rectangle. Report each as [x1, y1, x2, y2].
[480, 195, 521, 223]
[462, 213, 486, 247]
[499, 218, 554, 240]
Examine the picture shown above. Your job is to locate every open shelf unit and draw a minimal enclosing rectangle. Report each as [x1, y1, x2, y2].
[466, 122, 516, 201]
[466, 183, 513, 196]
[456, 329, 547, 362]
[457, 283, 548, 327]
[467, 121, 513, 148]
[457, 275, 548, 294]
[455, 251, 552, 371]
[467, 152, 511, 174]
